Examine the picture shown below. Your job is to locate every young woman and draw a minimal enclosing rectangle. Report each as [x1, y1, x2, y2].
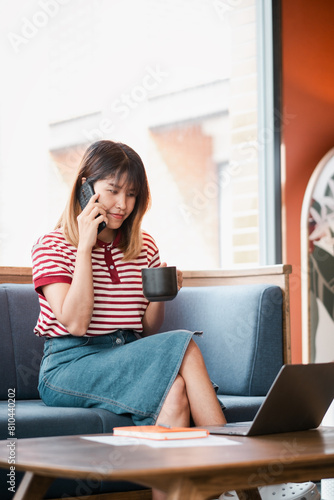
[32, 140, 226, 499]
[32, 140, 318, 500]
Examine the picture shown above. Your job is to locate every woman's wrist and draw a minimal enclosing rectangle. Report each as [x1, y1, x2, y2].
[77, 243, 94, 256]
[142, 301, 165, 336]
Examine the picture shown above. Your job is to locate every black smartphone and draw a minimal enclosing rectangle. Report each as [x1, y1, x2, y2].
[78, 181, 106, 234]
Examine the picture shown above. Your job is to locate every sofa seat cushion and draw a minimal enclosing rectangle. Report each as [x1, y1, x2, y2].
[219, 395, 265, 423]
[0, 400, 133, 439]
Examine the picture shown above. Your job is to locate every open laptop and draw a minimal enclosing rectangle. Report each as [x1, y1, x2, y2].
[208, 362, 334, 436]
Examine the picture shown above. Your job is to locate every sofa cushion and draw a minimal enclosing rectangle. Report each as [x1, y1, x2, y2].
[0, 284, 42, 400]
[220, 395, 265, 422]
[0, 287, 16, 399]
[0, 400, 133, 439]
[160, 284, 283, 396]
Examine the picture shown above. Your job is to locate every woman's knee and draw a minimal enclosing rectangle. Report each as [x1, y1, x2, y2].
[157, 375, 190, 426]
[183, 339, 205, 365]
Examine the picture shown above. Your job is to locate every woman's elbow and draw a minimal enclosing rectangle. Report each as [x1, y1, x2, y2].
[64, 319, 91, 337]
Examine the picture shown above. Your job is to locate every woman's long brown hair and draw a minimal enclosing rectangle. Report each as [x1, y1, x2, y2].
[56, 140, 151, 260]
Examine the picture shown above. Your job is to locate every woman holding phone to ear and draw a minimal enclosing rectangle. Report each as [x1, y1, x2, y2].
[32, 140, 226, 500]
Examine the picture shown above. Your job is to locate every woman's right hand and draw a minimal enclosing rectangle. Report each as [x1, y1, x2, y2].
[77, 193, 107, 250]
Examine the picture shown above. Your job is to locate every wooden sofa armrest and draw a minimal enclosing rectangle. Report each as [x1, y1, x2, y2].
[0, 266, 32, 284]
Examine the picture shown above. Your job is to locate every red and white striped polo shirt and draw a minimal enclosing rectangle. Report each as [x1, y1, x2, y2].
[31, 228, 160, 337]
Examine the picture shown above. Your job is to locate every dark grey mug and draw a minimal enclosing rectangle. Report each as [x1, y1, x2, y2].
[141, 266, 178, 302]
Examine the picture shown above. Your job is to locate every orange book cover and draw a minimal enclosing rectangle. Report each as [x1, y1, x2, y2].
[113, 425, 209, 440]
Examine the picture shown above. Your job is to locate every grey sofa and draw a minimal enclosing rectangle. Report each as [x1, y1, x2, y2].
[0, 265, 291, 499]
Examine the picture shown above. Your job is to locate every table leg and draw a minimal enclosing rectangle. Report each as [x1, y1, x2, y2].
[164, 478, 263, 500]
[236, 489, 262, 500]
[13, 471, 54, 500]
[166, 477, 210, 500]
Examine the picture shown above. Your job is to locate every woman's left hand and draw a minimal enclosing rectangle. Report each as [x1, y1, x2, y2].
[160, 262, 183, 291]
[177, 269, 183, 291]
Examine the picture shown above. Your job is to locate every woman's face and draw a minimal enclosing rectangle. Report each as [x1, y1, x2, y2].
[93, 174, 137, 231]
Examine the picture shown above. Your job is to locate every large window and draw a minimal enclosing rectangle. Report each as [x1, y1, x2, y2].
[0, 0, 280, 269]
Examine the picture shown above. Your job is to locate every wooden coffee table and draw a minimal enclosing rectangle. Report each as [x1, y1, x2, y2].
[1, 427, 334, 500]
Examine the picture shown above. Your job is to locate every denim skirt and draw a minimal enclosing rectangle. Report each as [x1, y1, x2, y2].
[38, 329, 194, 425]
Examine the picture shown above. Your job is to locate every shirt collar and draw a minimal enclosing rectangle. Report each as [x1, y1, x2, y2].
[97, 230, 121, 249]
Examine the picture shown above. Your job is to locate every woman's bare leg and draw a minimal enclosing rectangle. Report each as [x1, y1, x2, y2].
[157, 339, 225, 427]
[153, 375, 190, 500]
[152, 339, 226, 500]
[152, 490, 167, 500]
[179, 339, 226, 426]
[156, 374, 190, 427]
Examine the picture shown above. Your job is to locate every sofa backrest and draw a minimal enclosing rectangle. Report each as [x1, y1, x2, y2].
[0, 279, 284, 401]
[0, 284, 43, 400]
[160, 284, 283, 397]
